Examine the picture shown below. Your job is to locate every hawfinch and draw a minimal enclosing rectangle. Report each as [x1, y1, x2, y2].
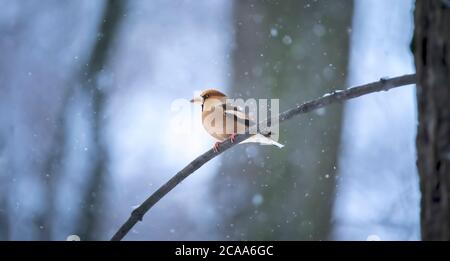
[190, 89, 284, 152]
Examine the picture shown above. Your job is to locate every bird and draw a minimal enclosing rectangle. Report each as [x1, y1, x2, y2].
[190, 89, 284, 152]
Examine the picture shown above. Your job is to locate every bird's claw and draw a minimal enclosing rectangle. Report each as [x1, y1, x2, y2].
[213, 134, 237, 152]
[213, 142, 221, 153]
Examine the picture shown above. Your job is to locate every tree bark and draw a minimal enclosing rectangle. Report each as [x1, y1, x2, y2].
[414, 0, 450, 240]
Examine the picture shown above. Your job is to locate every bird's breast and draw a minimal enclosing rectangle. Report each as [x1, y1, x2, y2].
[201, 109, 231, 141]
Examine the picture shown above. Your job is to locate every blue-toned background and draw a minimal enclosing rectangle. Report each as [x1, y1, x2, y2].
[0, 0, 418, 240]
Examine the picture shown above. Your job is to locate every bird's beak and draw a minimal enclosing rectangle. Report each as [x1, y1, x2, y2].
[190, 96, 203, 104]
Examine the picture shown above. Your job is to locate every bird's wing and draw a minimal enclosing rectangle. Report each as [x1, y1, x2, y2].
[222, 103, 256, 124]
[214, 104, 284, 148]
[221, 104, 256, 127]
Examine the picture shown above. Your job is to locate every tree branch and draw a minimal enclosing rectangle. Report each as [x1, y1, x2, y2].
[110, 73, 416, 241]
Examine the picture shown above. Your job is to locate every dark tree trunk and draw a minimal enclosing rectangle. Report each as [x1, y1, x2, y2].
[414, 0, 450, 240]
[75, 0, 124, 240]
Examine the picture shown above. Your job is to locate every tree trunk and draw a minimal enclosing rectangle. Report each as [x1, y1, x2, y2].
[75, 0, 124, 240]
[414, 0, 450, 240]
[213, 0, 352, 240]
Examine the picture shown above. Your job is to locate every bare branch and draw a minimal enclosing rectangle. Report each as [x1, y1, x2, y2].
[110, 73, 416, 241]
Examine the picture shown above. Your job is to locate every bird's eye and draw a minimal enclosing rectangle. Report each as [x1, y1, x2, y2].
[204, 94, 209, 99]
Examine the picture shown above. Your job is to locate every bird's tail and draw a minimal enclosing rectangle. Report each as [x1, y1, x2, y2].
[239, 133, 284, 148]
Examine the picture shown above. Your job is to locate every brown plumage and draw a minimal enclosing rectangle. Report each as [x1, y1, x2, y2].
[190, 89, 284, 152]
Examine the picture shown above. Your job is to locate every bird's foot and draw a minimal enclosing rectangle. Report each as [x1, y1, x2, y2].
[230, 133, 237, 143]
[213, 142, 221, 153]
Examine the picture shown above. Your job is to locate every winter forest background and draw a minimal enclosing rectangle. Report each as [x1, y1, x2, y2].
[0, 0, 419, 240]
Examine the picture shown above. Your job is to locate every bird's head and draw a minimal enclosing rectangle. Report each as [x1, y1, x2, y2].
[190, 89, 227, 110]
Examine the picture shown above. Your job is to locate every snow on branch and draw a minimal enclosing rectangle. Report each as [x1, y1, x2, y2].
[110, 73, 416, 241]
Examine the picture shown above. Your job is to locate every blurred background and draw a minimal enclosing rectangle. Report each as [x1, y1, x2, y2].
[0, 0, 419, 240]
